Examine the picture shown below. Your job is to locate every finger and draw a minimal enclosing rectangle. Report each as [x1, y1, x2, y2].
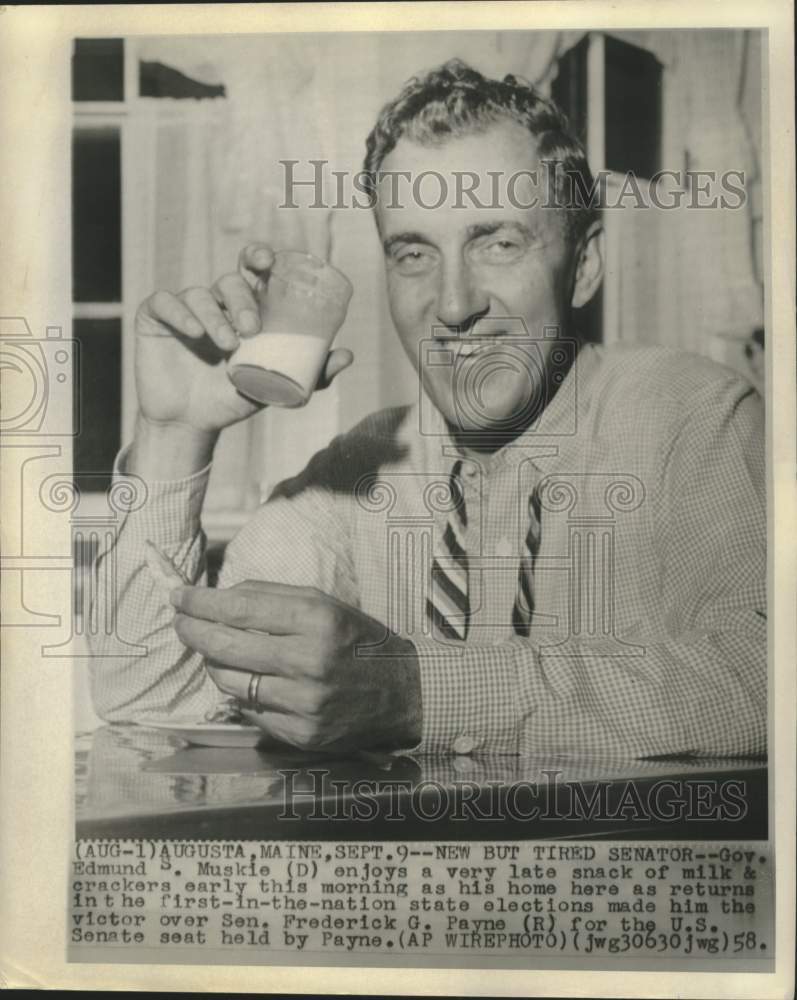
[316, 348, 354, 390]
[211, 272, 261, 336]
[205, 664, 304, 713]
[237, 709, 330, 752]
[140, 290, 206, 340]
[171, 582, 321, 634]
[181, 287, 238, 352]
[238, 242, 275, 283]
[238, 709, 308, 749]
[173, 613, 308, 672]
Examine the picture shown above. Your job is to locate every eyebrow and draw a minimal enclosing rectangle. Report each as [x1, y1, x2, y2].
[382, 221, 535, 255]
[465, 221, 535, 240]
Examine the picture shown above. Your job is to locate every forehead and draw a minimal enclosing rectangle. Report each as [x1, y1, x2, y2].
[375, 120, 555, 237]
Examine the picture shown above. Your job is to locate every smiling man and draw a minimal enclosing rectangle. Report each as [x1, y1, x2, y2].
[376, 121, 600, 449]
[89, 60, 766, 759]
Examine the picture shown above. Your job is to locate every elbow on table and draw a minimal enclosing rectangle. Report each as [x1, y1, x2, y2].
[87, 666, 158, 726]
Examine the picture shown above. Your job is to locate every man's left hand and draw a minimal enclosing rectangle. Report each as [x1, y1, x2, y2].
[171, 581, 422, 752]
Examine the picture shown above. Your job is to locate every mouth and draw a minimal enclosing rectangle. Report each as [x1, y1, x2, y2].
[435, 330, 511, 359]
[433, 316, 533, 359]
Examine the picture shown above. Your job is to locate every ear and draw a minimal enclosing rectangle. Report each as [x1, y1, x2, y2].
[570, 221, 604, 309]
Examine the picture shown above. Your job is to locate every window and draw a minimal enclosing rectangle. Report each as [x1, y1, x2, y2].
[71, 39, 228, 495]
[72, 38, 125, 102]
[552, 33, 663, 346]
[552, 33, 663, 179]
[71, 39, 128, 493]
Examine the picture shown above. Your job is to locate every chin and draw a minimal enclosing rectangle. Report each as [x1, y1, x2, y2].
[455, 412, 524, 435]
[457, 385, 540, 432]
[435, 400, 530, 439]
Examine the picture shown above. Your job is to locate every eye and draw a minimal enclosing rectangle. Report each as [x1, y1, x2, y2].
[487, 239, 520, 255]
[471, 236, 525, 264]
[392, 246, 436, 275]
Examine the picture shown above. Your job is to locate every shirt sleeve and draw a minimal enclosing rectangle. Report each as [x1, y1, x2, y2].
[87, 440, 358, 723]
[409, 380, 767, 758]
[86, 448, 221, 722]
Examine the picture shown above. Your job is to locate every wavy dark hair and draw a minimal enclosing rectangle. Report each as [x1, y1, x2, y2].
[363, 58, 599, 245]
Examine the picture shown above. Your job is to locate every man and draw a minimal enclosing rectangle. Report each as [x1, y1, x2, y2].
[89, 60, 766, 758]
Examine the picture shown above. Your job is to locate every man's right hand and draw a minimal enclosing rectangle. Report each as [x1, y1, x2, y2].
[134, 242, 353, 434]
[128, 242, 354, 480]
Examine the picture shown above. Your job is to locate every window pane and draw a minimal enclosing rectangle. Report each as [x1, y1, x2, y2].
[72, 128, 121, 302]
[604, 36, 662, 179]
[73, 318, 122, 489]
[552, 34, 662, 179]
[72, 38, 124, 102]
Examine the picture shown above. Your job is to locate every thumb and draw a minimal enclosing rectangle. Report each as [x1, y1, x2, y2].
[317, 348, 354, 390]
[238, 242, 275, 287]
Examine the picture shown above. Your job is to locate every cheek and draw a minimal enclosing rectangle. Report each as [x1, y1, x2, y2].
[386, 271, 424, 308]
[491, 266, 569, 324]
[386, 275, 429, 337]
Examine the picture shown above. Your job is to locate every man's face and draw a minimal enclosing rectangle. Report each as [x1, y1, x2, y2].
[376, 121, 581, 439]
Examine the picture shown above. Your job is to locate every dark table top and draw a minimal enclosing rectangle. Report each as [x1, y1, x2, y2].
[75, 725, 767, 841]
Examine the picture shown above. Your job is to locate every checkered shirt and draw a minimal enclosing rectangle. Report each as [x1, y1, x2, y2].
[89, 344, 767, 758]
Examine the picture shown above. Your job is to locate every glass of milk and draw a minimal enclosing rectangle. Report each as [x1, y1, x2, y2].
[227, 250, 353, 407]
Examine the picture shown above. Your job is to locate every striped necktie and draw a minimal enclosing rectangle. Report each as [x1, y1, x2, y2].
[426, 460, 470, 641]
[512, 487, 543, 636]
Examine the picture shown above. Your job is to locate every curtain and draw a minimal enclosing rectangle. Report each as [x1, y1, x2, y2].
[598, 30, 764, 366]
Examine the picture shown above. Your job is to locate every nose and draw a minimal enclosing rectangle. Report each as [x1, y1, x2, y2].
[435, 258, 489, 334]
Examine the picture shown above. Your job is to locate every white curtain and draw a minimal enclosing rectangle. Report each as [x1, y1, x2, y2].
[595, 31, 764, 363]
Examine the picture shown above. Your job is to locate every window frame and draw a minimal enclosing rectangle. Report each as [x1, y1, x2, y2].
[72, 38, 254, 540]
